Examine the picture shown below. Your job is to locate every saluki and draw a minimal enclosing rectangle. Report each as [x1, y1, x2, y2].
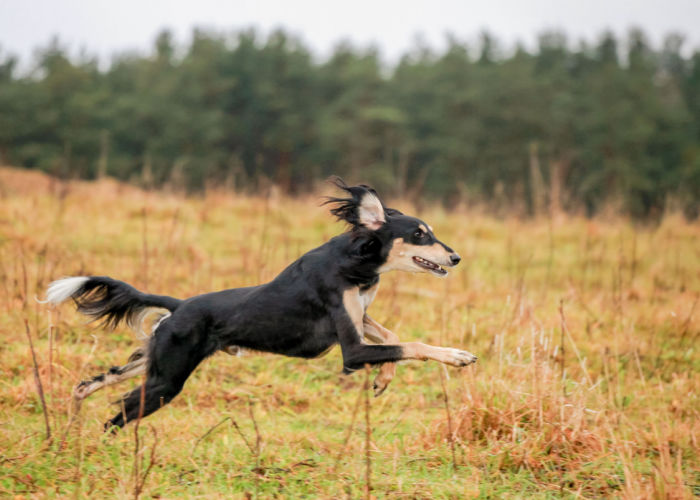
[46, 179, 477, 430]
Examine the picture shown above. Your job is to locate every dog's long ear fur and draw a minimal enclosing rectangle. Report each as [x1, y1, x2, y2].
[324, 177, 386, 230]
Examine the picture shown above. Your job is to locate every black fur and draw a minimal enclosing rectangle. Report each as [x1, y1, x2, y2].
[71, 276, 181, 329]
[57, 180, 470, 430]
[323, 177, 381, 226]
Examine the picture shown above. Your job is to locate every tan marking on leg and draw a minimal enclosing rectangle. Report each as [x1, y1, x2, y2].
[73, 355, 147, 401]
[362, 322, 385, 344]
[364, 315, 398, 342]
[399, 342, 477, 367]
[363, 315, 399, 396]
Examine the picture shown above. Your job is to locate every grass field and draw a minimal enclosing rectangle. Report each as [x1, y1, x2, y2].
[0, 167, 698, 499]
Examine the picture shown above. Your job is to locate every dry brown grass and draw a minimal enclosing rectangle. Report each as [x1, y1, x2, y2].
[0, 166, 698, 498]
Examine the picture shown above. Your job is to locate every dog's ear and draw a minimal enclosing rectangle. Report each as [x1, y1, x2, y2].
[324, 177, 386, 230]
[384, 207, 403, 217]
[356, 188, 386, 229]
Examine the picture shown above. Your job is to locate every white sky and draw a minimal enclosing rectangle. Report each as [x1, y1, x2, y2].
[1, 0, 699, 68]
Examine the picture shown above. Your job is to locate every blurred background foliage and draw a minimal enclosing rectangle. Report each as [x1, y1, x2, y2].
[0, 28, 699, 218]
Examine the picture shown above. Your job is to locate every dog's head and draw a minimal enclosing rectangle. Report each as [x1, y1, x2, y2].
[325, 178, 461, 277]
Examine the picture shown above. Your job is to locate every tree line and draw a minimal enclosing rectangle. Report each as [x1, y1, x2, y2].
[1, 28, 699, 218]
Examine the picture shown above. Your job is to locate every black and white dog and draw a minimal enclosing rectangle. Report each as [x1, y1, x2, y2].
[47, 180, 477, 430]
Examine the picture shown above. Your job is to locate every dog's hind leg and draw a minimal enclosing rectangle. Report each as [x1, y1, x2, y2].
[105, 376, 184, 431]
[105, 325, 215, 431]
[73, 347, 148, 401]
[363, 315, 399, 397]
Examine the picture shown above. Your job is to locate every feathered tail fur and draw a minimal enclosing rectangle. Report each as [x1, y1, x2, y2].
[46, 276, 182, 331]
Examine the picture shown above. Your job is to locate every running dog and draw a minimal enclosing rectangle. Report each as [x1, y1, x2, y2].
[46, 179, 477, 430]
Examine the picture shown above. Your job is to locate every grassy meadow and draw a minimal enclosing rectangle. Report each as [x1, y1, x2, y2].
[0, 167, 698, 499]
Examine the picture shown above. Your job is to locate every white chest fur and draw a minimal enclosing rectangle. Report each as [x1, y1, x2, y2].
[342, 284, 379, 340]
[359, 284, 378, 312]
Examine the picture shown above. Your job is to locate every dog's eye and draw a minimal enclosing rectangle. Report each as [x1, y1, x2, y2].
[414, 229, 424, 239]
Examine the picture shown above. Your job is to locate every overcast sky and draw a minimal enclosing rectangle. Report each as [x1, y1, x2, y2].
[1, 0, 699, 67]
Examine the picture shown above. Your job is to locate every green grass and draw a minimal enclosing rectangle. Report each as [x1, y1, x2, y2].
[0, 167, 698, 498]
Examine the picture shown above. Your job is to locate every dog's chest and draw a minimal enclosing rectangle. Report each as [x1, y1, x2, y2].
[341, 284, 379, 341]
[359, 284, 378, 312]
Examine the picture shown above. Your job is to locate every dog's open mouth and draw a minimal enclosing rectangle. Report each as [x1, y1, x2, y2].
[412, 256, 448, 276]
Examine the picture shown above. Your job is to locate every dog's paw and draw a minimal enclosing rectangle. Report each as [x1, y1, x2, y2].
[73, 381, 91, 400]
[372, 374, 391, 397]
[442, 348, 478, 367]
[373, 363, 396, 397]
[373, 380, 388, 397]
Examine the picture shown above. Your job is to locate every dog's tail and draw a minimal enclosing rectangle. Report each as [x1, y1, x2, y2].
[45, 276, 182, 331]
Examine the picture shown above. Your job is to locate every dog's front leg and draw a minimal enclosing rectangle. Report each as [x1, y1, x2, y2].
[335, 288, 477, 375]
[363, 315, 399, 396]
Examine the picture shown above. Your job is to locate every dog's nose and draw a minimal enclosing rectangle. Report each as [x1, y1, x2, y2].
[449, 253, 461, 265]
